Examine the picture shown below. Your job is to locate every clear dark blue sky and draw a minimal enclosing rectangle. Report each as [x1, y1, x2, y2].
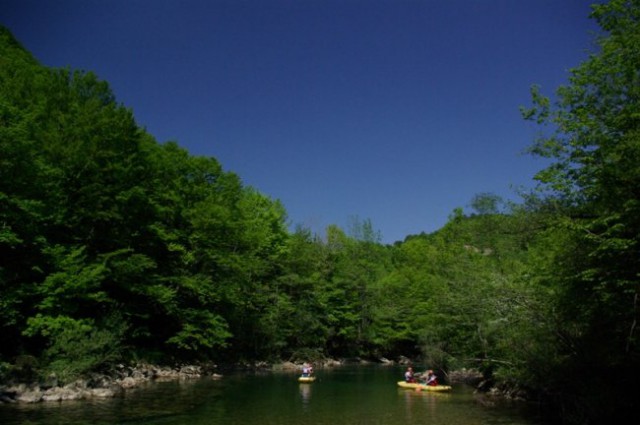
[3, 0, 600, 243]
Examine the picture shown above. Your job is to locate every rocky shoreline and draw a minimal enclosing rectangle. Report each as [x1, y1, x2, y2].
[0, 358, 495, 405]
[0, 363, 222, 404]
[0, 359, 353, 404]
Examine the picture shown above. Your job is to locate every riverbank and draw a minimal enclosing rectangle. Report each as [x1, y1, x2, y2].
[0, 358, 353, 404]
[0, 362, 222, 403]
[0, 364, 544, 425]
[0, 358, 490, 404]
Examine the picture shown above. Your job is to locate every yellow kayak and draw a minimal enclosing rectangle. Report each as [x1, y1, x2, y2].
[397, 381, 452, 392]
[298, 376, 316, 382]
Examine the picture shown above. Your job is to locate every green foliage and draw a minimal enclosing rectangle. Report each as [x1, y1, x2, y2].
[289, 347, 325, 363]
[470, 192, 505, 215]
[166, 311, 231, 351]
[0, 25, 288, 370]
[519, 1, 640, 421]
[24, 314, 126, 383]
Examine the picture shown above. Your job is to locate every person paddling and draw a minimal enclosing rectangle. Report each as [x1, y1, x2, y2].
[425, 369, 438, 386]
[404, 367, 415, 383]
[301, 362, 313, 378]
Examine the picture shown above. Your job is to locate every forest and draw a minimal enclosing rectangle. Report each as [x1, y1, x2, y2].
[1, 1, 638, 423]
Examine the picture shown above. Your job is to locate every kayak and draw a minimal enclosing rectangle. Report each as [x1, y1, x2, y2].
[298, 376, 316, 382]
[397, 381, 452, 392]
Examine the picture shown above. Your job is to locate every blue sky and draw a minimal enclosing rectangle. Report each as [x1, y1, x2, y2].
[3, 0, 600, 244]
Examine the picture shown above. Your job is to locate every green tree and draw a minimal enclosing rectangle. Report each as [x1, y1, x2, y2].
[521, 1, 640, 421]
[0, 25, 291, 373]
[470, 192, 504, 216]
[270, 226, 331, 359]
[0, 27, 56, 360]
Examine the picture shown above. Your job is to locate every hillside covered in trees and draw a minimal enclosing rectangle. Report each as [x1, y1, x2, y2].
[1, 1, 638, 423]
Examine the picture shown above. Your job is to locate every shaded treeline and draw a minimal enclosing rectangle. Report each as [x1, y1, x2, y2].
[1, 2, 638, 422]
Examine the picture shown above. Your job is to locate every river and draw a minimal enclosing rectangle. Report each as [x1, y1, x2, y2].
[0, 365, 545, 424]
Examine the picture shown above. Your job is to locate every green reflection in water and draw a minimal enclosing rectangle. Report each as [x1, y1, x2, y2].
[0, 366, 543, 425]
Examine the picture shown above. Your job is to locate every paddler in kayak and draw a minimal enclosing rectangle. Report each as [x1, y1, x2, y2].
[425, 369, 438, 386]
[404, 367, 415, 383]
[301, 362, 314, 378]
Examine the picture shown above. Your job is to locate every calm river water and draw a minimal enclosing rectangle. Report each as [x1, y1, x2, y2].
[0, 365, 545, 425]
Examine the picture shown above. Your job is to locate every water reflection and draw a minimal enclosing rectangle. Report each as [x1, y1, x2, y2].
[299, 382, 312, 408]
[399, 387, 451, 423]
[0, 367, 543, 425]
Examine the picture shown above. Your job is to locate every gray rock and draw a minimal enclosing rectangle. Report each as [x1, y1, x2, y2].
[16, 389, 43, 403]
[90, 387, 117, 398]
